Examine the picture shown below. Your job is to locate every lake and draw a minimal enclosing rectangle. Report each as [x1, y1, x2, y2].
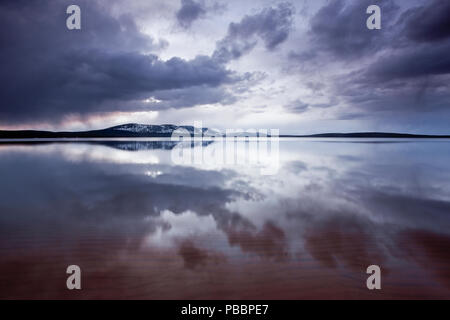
[0, 139, 449, 299]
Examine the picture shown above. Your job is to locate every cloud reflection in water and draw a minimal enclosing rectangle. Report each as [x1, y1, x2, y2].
[0, 139, 449, 299]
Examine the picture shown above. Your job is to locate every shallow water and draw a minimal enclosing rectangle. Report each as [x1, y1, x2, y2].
[0, 139, 449, 299]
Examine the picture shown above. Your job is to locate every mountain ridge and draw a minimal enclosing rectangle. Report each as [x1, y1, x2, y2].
[0, 123, 449, 139]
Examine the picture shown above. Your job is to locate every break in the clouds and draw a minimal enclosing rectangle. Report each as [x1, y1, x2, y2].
[0, 0, 449, 133]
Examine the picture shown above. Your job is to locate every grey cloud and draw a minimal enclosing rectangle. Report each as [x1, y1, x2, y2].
[336, 70, 450, 115]
[303, 0, 450, 118]
[176, 0, 206, 29]
[1, 48, 233, 123]
[292, 0, 398, 61]
[213, 2, 294, 63]
[288, 50, 317, 62]
[285, 98, 336, 114]
[150, 85, 237, 109]
[0, 0, 235, 125]
[230, 71, 267, 94]
[305, 81, 326, 94]
[367, 43, 450, 81]
[401, 0, 450, 43]
[285, 99, 309, 113]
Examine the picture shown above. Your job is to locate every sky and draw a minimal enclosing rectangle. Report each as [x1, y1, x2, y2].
[0, 0, 449, 134]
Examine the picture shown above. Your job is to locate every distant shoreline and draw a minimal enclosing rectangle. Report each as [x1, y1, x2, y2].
[0, 124, 449, 139]
[280, 133, 450, 138]
[1, 135, 450, 141]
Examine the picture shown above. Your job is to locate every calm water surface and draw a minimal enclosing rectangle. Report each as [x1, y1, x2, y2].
[0, 139, 449, 299]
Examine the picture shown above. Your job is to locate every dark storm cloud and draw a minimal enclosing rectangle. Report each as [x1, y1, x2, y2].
[295, 0, 450, 119]
[369, 45, 450, 81]
[176, 0, 206, 29]
[335, 52, 450, 116]
[213, 2, 294, 63]
[401, 0, 450, 43]
[3, 48, 232, 120]
[0, 0, 234, 125]
[335, 72, 450, 116]
[306, 0, 399, 59]
[362, 0, 450, 83]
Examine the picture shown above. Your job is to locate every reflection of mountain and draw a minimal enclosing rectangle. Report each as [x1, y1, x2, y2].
[89, 140, 213, 151]
[93, 141, 179, 151]
[0, 140, 213, 151]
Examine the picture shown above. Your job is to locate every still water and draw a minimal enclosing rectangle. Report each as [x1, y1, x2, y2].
[0, 139, 449, 299]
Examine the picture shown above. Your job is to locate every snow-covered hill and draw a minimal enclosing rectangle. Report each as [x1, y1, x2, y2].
[110, 123, 200, 135]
